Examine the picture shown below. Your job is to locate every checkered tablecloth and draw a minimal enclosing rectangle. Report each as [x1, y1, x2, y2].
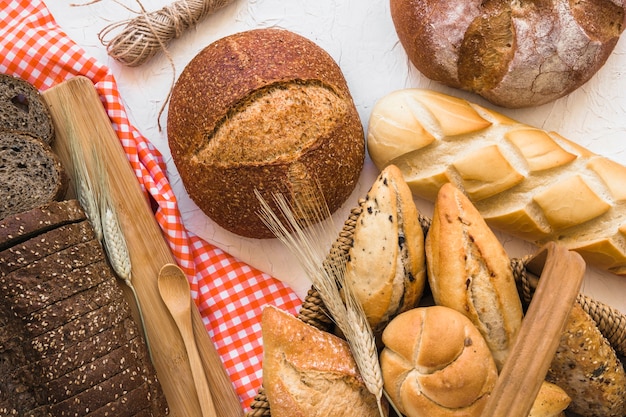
[0, 0, 302, 410]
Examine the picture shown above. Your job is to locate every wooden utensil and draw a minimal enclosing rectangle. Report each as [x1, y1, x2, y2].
[159, 263, 217, 417]
[43, 76, 243, 417]
[481, 241, 585, 417]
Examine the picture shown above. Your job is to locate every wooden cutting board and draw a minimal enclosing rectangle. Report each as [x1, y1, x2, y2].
[43, 76, 243, 417]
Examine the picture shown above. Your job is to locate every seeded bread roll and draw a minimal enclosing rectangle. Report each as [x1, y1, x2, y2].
[0, 132, 68, 220]
[390, 0, 626, 108]
[168, 28, 364, 238]
[345, 164, 426, 336]
[0, 74, 54, 144]
[380, 306, 498, 417]
[367, 88, 626, 276]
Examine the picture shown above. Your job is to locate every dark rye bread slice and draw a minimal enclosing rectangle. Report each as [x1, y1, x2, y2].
[30, 300, 132, 359]
[30, 365, 147, 417]
[2, 319, 139, 413]
[0, 220, 95, 274]
[0, 132, 68, 220]
[1, 241, 108, 318]
[0, 199, 85, 251]
[87, 379, 169, 417]
[0, 74, 54, 144]
[44, 336, 148, 403]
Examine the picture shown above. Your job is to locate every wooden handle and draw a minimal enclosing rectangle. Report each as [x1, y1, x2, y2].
[179, 313, 218, 417]
[43, 76, 243, 417]
[481, 242, 585, 417]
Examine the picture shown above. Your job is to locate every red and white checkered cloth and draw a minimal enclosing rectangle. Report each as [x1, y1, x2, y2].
[0, 0, 302, 411]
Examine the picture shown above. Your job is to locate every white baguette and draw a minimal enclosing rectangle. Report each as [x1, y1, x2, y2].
[367, 88, 626, 276]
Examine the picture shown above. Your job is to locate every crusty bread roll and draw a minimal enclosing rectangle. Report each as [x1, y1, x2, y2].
[390, 0, 626, 108]
[380, 306, 498, 417]
[367, 88, 626, 276]
[530, 382, 571, 417]
[425, 182, 523, 371]
[167, 28, 364, 239]
[547, 301, 626, 417]
[261, 305, 383, 417]
[345, 164, 426, 336]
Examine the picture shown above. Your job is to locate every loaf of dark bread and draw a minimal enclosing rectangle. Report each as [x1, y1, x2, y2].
[390, 0, 626, 108]
[0, 131, 68, 220]
[167, 28, 365, 238]
[0, 200, 167, 416]
[0, 74, 54, 144]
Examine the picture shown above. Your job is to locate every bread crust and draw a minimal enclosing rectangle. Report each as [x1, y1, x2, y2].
[261, 305, 381, 417]
[547, 302, 626, 416]
[390, 0, 626, 108]
[425, 183, 523, 370]
[168, 28, 364, 238]
[367, 88, 626, 276]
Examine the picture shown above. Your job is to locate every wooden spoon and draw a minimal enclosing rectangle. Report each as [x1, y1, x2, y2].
[481, 242, 585, 417]
[158, 263, 218, 417]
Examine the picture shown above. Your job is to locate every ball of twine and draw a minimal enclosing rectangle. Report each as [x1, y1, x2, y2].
[98, 0, 236, 67]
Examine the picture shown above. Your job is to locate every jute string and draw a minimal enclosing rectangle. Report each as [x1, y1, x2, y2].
[98, 0, 236, 67]
[73, 0, 237, 129]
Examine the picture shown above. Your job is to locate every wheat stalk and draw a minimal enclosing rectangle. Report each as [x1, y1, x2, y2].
[65, 128, 151, 359]
[66, 125, 103, 242]
[256, 187, 385, 417]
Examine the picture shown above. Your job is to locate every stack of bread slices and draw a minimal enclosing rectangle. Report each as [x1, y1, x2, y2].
[0, 74, 168, 416]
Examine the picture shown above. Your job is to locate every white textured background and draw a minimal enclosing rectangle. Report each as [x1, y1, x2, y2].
[46, 0, 626, 312]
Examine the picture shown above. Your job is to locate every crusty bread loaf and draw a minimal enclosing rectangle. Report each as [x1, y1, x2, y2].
[367, 88, 626, 276]
[261, 305, 382, 417]
[345, 164, 426, 336]
[167, 28, 364, 238]
[0, 131, 68, 220]
[390, 0, 626, 108]
[425, 182, 523, 371]
[547, 301, 626, 417]
[0, 74, 54, 144]
[380, 306, 498, 417]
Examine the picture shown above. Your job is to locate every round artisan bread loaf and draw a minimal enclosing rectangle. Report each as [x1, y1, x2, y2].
[167, 28, 364, 238]
[380, 306, 498, 417]
[390, 0, 626, 108]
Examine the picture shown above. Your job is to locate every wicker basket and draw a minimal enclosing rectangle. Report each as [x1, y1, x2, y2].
[246, 199, 626, 417]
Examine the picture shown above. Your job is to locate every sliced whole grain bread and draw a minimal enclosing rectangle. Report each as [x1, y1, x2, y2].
[0, 132, 68, 221]
[0, 220, 95, 274]
[0, 74, 54, 144]
[0, 197, 167, 416]
[0, 199, 84, 251]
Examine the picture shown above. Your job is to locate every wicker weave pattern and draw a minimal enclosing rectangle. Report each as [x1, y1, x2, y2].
[246, 201, 626, 417]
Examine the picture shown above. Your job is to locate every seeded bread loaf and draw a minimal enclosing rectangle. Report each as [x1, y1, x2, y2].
[547, 301, 626, 416]
[367, 88, 626, 276]
[390, 0, 626, 108]
[167, 28, 365, 238]
[0, 74, 54, 144]
[0, 132, 68, 220]
[0, 199, 167, 416]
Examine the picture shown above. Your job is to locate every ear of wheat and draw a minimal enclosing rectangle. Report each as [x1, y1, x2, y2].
[66, 127, 151, 359]
[256, 185, 386, 417]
